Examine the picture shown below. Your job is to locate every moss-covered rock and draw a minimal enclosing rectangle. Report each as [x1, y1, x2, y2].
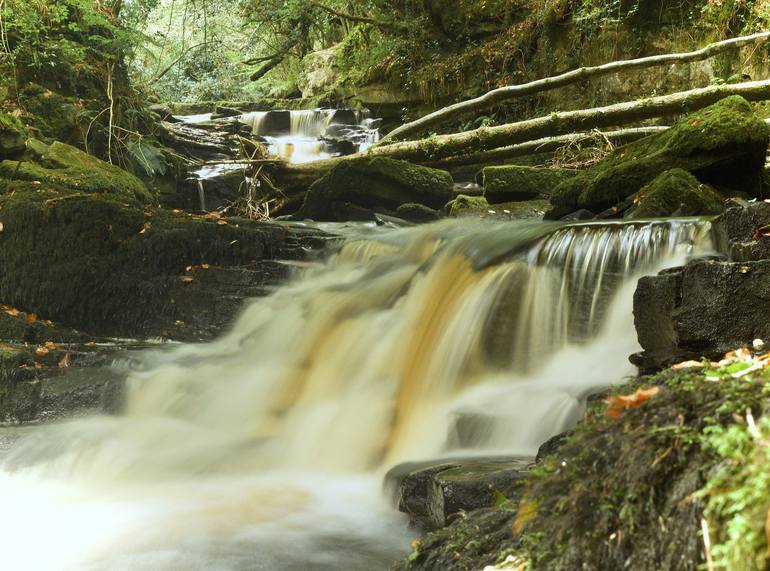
[447, 194, 549, 220]
[296, 157, 454, 221]
[549, 96, 770, 217]
[18, 83, 81, 145]
[626, 168, 724, 219]
[396, 202, 442, 223]
[0, 142, 155, 204]
[0, 113, 27, 158]
[446, 194, 490, 217]
[482, 165, 574, 203]
[0, 190, 329, 338]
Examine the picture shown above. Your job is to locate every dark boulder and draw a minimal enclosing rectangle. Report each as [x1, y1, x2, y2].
[549, 96, 770, 218]
[626, 168, 724, 219]
[296, 157, 453, 222]
[633, 257, 770, 369]
[253, 110, 291, 136]
[385, 457, 532, 529]
[327, 109, 358, 125]
[482, 165, 574, 203]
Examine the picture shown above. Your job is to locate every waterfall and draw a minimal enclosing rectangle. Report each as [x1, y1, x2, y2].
[0, 218, 712, 570]
[240, 108, 380, 163]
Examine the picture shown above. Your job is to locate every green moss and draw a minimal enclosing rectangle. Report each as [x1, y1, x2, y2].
[627, 168, 724, 218]
[550, 96, 770, 216]
[18, 83, 81, 144]
[0, 142, 154, 204]
[482, 165, 574, 203]
[447, 194, 490, 217]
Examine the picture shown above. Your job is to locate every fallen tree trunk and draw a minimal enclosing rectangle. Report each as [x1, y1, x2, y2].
[366, 80, 770, 164]
[426, 126, 669, 168]
[384, 31, 770, 142]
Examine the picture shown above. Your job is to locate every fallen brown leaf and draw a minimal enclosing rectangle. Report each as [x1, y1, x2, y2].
[179, 275, 194, 283]
[606, 387, 660, 419]
[35, 346, 49, 357]
[58, 353, 71, 369]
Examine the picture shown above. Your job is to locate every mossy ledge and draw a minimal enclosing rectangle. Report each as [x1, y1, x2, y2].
[0, 190, 329, 339]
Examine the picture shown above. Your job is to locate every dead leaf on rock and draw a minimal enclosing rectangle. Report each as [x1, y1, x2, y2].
[139, 222, 152, 235]
[25, 313, 38, 324]
[35, 346, 49, 357]
[606, 386, 660, 420]
[216, 219, 228, 226]
[58, 353, 71, 369]
[44, 341, 58, 350]
[34, 362, 44, 369]
[179, 275, 194, 283]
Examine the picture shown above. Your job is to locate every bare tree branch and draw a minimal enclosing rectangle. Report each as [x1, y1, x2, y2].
[384, 31, 770, 142]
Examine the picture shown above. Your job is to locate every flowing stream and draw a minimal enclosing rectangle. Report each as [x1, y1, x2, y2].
[0, 218, 711, 570]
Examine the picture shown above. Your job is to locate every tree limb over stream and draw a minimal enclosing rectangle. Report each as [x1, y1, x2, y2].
[384, 31, 770, 142]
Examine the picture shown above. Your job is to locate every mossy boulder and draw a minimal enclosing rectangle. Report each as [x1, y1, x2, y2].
[549, 96, 770, 218]
[0, 113, 27, 158]
[296, 157, 454, 221]
[447, 194, 549, 220]
[447, 194, 490, 217]
[0, 142, 155, 204]
[482, 165, 574, 203]
[626, 169, 724, 219]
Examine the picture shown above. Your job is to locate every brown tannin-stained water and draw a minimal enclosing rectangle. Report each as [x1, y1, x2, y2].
[0, 218, 711, 570]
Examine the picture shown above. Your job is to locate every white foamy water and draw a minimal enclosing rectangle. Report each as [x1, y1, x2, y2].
[0, 218, 711, 570]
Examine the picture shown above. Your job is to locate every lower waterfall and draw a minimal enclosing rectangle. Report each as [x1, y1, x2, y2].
[0, 218, 712, 570]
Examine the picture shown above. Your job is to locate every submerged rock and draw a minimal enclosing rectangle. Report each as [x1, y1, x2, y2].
[296, 157, 453, 221]
[482, 165, 573, 203]
[626, 168, 724, 218]
[549, 96, 770, 218]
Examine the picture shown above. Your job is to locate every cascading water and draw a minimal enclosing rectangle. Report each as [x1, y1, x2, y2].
[0, 218, 711, 570]
[242, 109, 380, 164]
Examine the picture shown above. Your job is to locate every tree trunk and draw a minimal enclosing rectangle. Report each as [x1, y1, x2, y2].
[384, 31, 770, 142]
[426, 127, 669, 168]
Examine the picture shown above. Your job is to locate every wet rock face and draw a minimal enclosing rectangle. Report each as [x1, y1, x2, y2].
[296, 157, 454, 222]
[385, 457, 532, 529]
[634, 201, 770, 369]
[549, 96, 770, 218]
[0, 342, 132, 423]
[633, 258, 770, 369]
